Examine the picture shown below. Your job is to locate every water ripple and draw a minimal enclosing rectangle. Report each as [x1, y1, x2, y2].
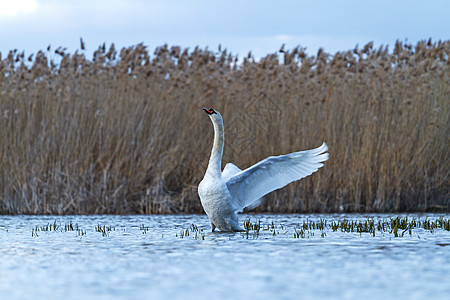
[0, 214, 449, 300]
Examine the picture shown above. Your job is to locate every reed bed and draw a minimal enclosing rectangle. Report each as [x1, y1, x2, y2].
[0, 40, 448, 214]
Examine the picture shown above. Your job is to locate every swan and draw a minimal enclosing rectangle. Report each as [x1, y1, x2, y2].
[198, 108, 329, 232]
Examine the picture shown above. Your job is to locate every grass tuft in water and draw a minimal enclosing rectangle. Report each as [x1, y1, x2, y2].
[140, 224, 149, 234]
[31, 221, 86, 237]
[176, 223, 205, 240]
[95, 224, 114, 237]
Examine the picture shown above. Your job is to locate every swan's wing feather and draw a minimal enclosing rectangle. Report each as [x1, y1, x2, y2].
[225, 143, 328, 212]
[222, 163, 242, 182]
[222, 163, 264, 211]
[242, 197, 264, 210]
[223, 163, 264, 211]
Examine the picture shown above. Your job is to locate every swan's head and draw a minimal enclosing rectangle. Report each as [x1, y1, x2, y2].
[202, 107, 222, 122]
[202, 107, 217, 115]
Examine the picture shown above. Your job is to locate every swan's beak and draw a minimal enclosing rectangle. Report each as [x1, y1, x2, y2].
[202, 107, 217, 115]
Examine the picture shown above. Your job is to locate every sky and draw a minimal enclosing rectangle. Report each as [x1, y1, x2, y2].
[0, 0, 449, 60]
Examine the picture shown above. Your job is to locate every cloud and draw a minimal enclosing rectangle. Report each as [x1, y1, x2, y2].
[0, 0, 38, 16]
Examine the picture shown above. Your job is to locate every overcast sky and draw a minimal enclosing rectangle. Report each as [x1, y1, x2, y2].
[0, 0, 449, 60]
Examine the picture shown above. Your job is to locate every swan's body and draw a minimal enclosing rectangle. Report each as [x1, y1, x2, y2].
[198, 108, 329, 232]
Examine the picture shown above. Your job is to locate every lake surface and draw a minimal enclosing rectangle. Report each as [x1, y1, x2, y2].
[1, 214, 449, 300]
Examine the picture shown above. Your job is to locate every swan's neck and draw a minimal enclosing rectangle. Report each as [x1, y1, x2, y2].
[206, 116, 224, 177]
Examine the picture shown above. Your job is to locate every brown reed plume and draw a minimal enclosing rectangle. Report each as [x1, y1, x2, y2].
[0, 40, 448, 214]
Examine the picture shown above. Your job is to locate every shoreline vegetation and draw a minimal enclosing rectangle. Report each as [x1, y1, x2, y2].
[0, 40, 449, 215]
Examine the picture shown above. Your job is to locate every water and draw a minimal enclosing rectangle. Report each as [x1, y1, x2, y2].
[1, 214, 449, 300]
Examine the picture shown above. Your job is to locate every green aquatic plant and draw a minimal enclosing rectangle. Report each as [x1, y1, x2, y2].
[437, 217, 450, 231]
[293, 227, 305, 238]
[176, 223, 206, 240]
[242, 219, 262, 239]
[95, 224, 114, 237]
[140, 224, 149, 234]
[31, 221, 86, 237]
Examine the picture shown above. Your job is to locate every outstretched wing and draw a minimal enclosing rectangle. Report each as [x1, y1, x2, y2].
[225, 143, 328, 212]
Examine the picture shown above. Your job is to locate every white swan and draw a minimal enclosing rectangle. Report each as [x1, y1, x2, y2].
[198, 108, 329, 232]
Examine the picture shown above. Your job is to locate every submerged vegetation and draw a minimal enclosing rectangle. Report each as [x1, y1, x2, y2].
[0, 40, 449, 214]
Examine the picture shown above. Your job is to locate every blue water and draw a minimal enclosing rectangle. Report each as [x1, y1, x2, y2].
[1, 214, 449, 300]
